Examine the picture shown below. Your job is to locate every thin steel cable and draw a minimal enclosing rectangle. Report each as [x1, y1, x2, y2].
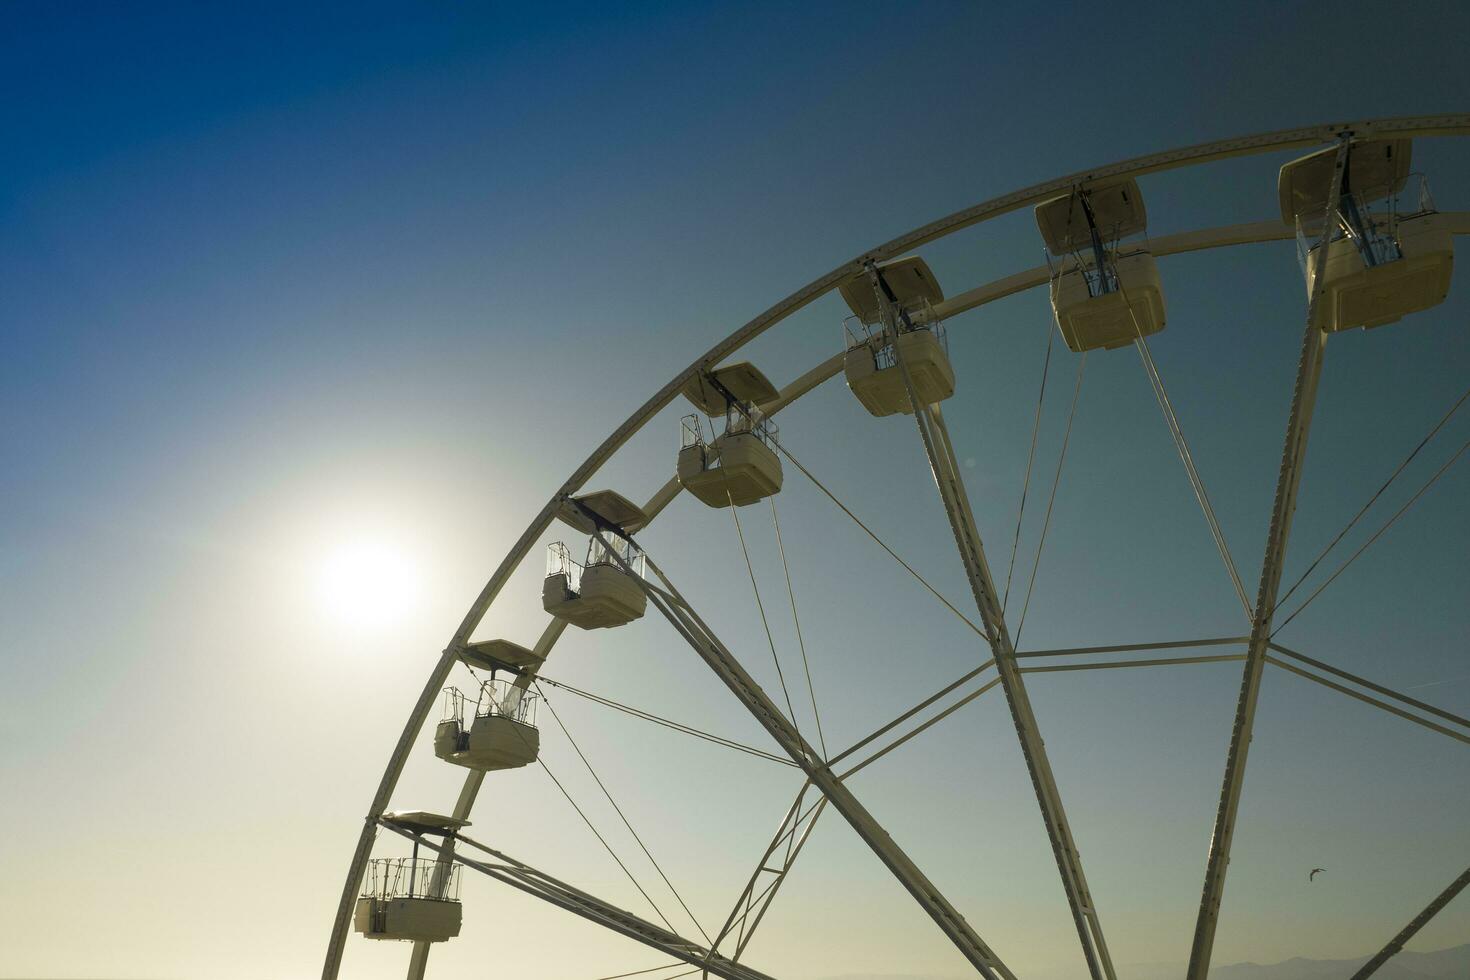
[1003, 320, 1055, 615]
[1275, 383, 1470, 612]
[536, 754, 679, 937]
[763, 433, 988, 639]
[726, 481, 803, 737]
[1014, 351, 1088, 646]
[769, 495, 827, 757]
[704, 380, 988, 640]
[702, 409, 805, 739]
[592, 964, 688, 980]
[451, 681, 678, 935]
[1114, 270, 1251, 619]
[533, 674, 796, 766]
[537, 685, 712, 945]
[1130, 327, 1253, 619]
[1271, 436, 1469, 636]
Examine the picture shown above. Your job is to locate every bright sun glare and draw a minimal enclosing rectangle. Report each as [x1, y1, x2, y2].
[315, 539, 421, 629]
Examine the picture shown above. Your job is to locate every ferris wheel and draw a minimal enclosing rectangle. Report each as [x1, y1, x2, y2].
[322, 114, 1470, 980]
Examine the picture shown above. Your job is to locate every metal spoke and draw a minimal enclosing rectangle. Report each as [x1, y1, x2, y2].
[875, 264, 1116, 980]
[1349, 864, 1470, 979]
[1187, 138, 1348, 979]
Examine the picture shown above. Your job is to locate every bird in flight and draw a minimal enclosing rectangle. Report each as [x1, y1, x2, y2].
[1309, 868, 1326, 881]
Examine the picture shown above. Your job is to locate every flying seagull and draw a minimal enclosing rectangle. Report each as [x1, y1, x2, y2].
[1309, 868, 1326, 881]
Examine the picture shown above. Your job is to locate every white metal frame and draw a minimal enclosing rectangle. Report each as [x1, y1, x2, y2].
[322, 115, 1470, 980]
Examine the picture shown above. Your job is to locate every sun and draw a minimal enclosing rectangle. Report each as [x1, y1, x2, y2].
[315, 538, 421, 630]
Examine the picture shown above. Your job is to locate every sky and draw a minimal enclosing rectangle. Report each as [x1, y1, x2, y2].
[2, 3, 1468, 979]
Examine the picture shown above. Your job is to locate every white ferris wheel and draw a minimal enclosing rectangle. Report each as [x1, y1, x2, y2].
[321, 114, 1470, 980]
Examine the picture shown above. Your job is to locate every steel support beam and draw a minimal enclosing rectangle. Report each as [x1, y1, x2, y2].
[1185, 139, 1349, 978]
[380, 823, 778, 980]
[585, 519, 1017, 979]
[1349, 864, 1470, 980]
[877, 278, 1115, 980]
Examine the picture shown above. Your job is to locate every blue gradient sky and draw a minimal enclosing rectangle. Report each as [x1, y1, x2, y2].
[2, 4, 1468, 979]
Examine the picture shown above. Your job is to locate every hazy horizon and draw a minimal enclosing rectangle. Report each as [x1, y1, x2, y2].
[10, 942, 1470, 980]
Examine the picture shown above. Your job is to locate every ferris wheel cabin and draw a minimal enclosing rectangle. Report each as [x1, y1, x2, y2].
[841, 256, 956, 417]
[1038, 178, 1167, 353]
[1280, 138, 1454, 332]
[543, 492, 649, 629]
[434, 679, 540, 771]
[677, 362, 784, 507]
[354, 812, 466, 944]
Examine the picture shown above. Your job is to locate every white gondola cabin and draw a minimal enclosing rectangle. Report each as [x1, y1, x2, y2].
[840, 256, 955, 417]
[542, 536, 647, 629]
[1280, 138, 1454, 332]
[434, 680, 540, 771]
[1037, 178, 1166, 352]
[677, 363, 784, 507]
[355, 812, 466, 943]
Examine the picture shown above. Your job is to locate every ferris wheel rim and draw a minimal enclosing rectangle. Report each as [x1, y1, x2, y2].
[324, 112, 1470, 980]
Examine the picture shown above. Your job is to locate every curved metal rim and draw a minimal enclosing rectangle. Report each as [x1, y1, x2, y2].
[323, 112, 1470, 980]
